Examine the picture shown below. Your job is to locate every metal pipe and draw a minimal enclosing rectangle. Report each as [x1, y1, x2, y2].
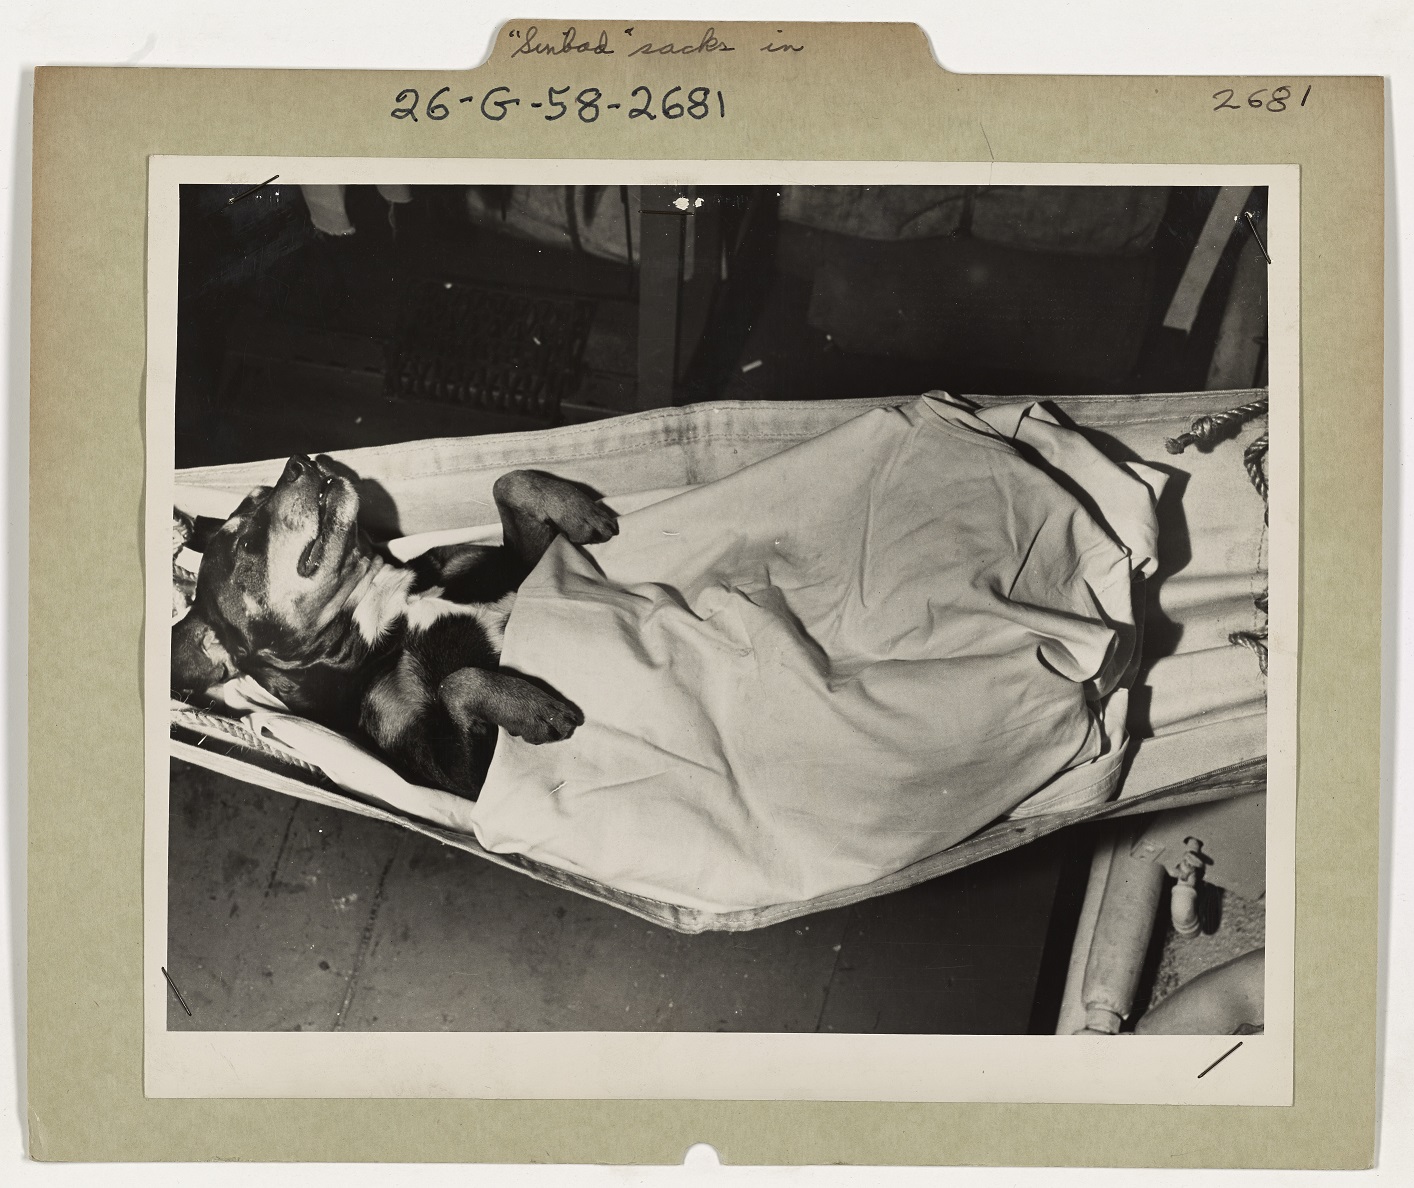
[1055, 833, 1116, 1035]
[1078, 823, 1168, 1033]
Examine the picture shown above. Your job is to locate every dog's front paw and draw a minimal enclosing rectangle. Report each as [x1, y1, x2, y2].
[507, 692, 585, 745]
[552, 490, 619, 546]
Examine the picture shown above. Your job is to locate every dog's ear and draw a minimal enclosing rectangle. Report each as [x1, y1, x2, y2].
[188, 515, 231, 553]
[171, 609, 238, 698]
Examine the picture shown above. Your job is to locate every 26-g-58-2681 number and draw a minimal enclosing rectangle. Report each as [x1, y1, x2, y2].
[391, 84, 727, 124]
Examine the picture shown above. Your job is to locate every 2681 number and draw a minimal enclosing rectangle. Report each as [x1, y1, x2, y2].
[625, 85, 721, 121]
[1212, 85, 1311, 113]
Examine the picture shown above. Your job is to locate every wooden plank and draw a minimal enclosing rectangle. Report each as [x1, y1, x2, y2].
[1162, 186, 1253, 333]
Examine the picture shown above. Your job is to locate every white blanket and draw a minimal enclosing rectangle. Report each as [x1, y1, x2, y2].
[469, 396, 1163, 913]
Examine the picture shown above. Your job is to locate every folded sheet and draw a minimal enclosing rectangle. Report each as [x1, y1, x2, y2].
[470, 397, 1163, 913]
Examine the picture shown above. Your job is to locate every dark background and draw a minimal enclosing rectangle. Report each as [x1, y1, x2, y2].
[168, 183, 1267, 1034]
[174, 183, 1268, 466]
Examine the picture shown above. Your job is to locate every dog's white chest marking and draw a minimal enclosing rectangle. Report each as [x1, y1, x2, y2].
[403, 588, 515, 651]
[352, 566, 515, 651]
[352, 567, 418, 645]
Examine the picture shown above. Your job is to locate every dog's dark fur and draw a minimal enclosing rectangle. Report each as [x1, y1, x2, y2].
[172, 455, 617, 797]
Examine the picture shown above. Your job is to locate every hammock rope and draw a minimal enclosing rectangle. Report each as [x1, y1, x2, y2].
[1165, 396, 1270, 675]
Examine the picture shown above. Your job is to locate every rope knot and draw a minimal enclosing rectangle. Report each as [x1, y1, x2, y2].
[1163, 397, 1268, 456]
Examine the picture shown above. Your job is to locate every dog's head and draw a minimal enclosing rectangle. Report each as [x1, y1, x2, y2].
[172, 454, 371, 700]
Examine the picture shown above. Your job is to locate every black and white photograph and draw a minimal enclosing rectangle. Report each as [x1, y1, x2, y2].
[143, 162, 1296, 1103]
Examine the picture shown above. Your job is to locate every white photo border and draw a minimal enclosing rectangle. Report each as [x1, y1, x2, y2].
[143, 157, 1299, 1104]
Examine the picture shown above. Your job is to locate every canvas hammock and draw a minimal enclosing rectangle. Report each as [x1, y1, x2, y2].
[169, 389, 1269, 933]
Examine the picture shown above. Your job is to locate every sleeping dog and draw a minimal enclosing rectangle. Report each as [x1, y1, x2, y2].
[172, 454, 618, 797]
